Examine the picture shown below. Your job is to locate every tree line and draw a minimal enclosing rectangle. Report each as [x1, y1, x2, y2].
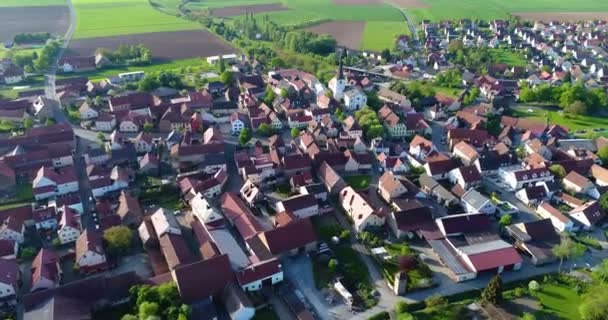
[519, 82, 608, 115]
[13, 32, 51, 44]
[96, 45, 152, 66]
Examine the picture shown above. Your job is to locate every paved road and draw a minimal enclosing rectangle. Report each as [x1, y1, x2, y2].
[47, 0, 76, 122]
[74, 136, 95, 229]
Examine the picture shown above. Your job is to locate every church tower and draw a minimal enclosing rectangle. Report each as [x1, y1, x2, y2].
[329, 51, 347, 100]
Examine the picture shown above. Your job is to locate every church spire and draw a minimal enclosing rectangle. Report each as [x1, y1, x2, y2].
[338, 50, 344, 80]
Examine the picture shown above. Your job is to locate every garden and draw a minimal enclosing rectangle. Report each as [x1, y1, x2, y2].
[345, 175, 371, 190]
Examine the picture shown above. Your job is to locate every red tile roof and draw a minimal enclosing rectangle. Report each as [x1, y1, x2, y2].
[467, 247, 522, 272]
[172, 254, 234, 303]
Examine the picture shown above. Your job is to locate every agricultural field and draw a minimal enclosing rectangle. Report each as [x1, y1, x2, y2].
[186, 0, 408, 51]
[66, 30, 234, 61]
[401, 0, 608, 22]
[0, 5, 69, 42]
[72, 0, 200, 39]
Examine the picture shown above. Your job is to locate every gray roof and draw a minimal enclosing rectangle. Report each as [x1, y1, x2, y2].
[461, 189, 490, 210]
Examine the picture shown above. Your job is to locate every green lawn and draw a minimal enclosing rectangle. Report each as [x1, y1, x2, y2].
[361, 21, 410, 52]
[407, 0, 608, 22]
[0, 46, 42, 60]
[535, 283, 582, 320]
[345, 175, 371, 190]
[435, 86, 462, 98]
[72, 0, 200, 39]
[511, 105, 608, 134]
[57, 57, 213, 81]
[0, 0, 65, 6]
[490, 49, 527, 67]
[185, 0, 279, 10]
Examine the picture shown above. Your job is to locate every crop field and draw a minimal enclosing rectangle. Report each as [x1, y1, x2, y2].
[403, 0, 608, 22]
[72, 0, 200, 39]
[67, 30, 235, 61]
[0, 5, 70, 42]
[306, 21, 366, 51]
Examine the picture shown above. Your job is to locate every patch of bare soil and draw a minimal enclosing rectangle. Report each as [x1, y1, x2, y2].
[515, 12, 608, 22]
[306, 21, 366, 50]
[0, 6, 69, 42]
[66, 30, 235, 61]
[211, 3, 290, 17]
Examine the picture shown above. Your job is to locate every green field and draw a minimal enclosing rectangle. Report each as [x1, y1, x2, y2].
[56, 57, 213, 81]
[186, 0, 407, 51]
[490, 49, 527, 67]
[0, 46, 42, 60]
[407, 0, 608, 22]
[0, 0, 65, 6]
[361, 21, 410, 52]
[511, 105, 608, 134]
[535, 283, 582, 319]
[72, 0, 200, 39]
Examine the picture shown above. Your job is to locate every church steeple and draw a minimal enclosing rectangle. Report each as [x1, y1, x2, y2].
[338, 50, 344, 80]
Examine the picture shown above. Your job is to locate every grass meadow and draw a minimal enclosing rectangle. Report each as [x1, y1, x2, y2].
[72, 0, 199, 39]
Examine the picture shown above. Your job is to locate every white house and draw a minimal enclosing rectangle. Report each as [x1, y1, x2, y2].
[339, 187, 385, 231]
[230, 113, 248, 134]
[276, 194, 319, 219]
[75, 230, 107, 274]
[448, 166, 482, 190]
[32, 166, 79, 200]
[569, 201, 604, 230]
[133, 132, 153, 154]
[344, 88, 367, 111]
[536, 202, 575, 232]
[79, 101, 99, 120]
[563, 171, 599, 199]
[237, 258, 283, 292]
[191, 194, 224, 225]
[0, 218, 24, 244]
[95, 114, 116, 132]
[57, 206, 81, 245]
[461, 189, 496, 215]
[498, 167, 553, 190]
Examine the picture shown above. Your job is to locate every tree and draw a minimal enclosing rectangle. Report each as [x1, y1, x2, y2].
[381, 48, 392, 62]
[23, 117, 34, 129]
[463, 86, 480, 105]
[257, 123, 274, 137]
[598, 146, 608, 164]
[395, 301, 410, 314]
[565, 100, 588, 115]
[219, 71, 234, 85]
[290, 127, 300, 138]
[143, 122, 153, 133]
[218, 55, 226, 73]
[103, 226, 133, 256]
[521, 312, 536, 320]
[424, 294, 448, 309]
[499, 214, 512, 227]
[579, 285, 608, 320]
[549, 164, 567, 178]
[139, 301, 159, 320]
[592, 259, 608, 283]
[263, 87, 276, 106]
[552, 237, 586, 272]
[239, 128, 252, 146]
[97, 132, 105, 143]
[20, 247, 37, 259]
[121, 315, 138, 320]
[44, 118, 56, 126]
[528, 280, 540, 292]
[328, 259, 338, 274]
[481, 275, 503, 305]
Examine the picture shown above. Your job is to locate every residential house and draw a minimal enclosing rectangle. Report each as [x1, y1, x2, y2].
[344, 88, 367, 111]
[230, 112, 249, 134]
[515, 186, 548, 206]
[591, 164, 608, 186]
[191, 194, 224, 225]
[419, 174, 458, 206]
[75, 230, 107, 274]
[461, 189, 496, 215]
[30, 249, 61, 292]
[536, 202, 575, 232]
[116, 191, 143, 228]
[569, 201, 604, 230]
[253, 216, 317, 256]
[33, 166, 79, 201]
[57, 56, 96, 73]
[378, 105, 407, 138]
[378, 171, 409, 202]
[408, 135, 435, 161]
[317, 162, 347, 195]
[448, 166, 482, 190]
[276, 194, 319, 219]
[498, 167, 553, 190]
[342, 116, 363, 139]
[78, 101, 99, 120]
[133, 132, 153, 154]
[57, 206, 81, 244]
[387, 199, 433, 239]
[563, 171, 599, 199]
[505, 219, 560, 266]
[452, 141, 479, 166]
[339, 187, 385, 232]
[95, 114, 116, 132]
